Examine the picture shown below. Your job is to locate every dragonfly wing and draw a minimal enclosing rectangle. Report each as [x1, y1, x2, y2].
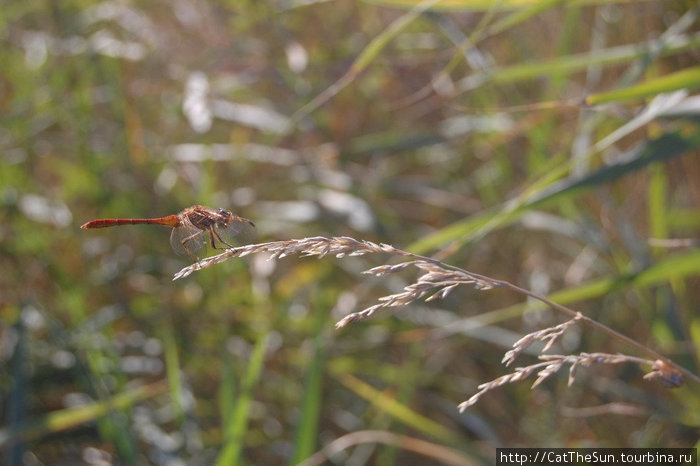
[170, 225, 206, 257]
[216, 216, 256, 247]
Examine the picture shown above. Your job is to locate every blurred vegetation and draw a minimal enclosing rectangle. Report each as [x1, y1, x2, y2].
[1, 0, 700, 464]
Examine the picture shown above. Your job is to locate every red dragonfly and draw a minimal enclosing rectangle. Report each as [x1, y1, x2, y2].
[81, 205, 255, 258]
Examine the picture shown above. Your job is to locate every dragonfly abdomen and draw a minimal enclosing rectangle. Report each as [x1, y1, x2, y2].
[80, 216, 180, 229]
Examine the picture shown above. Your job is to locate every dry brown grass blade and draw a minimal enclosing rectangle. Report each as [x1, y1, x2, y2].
[174, 235, 700, 410]
[458, 353, 655, 412]
[501, 314, 583, 367]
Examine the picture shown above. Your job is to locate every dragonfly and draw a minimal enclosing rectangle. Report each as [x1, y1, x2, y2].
[81, 205, 255, 259]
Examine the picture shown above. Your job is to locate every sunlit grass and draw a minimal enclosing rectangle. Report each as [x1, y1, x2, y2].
[2, 0, 699, 464]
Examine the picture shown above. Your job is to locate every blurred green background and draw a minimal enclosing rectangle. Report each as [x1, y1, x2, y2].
[2, 0, 700, 464]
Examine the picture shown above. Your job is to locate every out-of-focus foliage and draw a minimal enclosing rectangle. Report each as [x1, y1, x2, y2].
[1, 0, 699, 464]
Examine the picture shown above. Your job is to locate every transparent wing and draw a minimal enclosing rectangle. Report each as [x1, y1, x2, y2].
[215, 216, 256, 247]
[170, 224, 206, 257]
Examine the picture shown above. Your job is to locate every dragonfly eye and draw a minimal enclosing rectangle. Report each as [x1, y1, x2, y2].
[217, 208, 233, 223]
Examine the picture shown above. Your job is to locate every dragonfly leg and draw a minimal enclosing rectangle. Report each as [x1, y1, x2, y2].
[209, 227, 235, 250]
[180, 230, 204, 259]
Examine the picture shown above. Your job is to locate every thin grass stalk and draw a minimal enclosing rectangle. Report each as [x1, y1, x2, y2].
[458, 352, 659, 412]
[174, 237, 700, 391]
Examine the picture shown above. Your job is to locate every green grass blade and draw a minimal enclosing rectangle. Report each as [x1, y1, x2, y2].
[469, 33, 700, 87]
[368, 0, 657, 10]
[0, 381, 168, 448]
[527, 129, 700, 208]
[634, 250, 700, 286]
[586, 66, 700, 105]
[649, 164, 668, 243]
[486, 0, 565, 37]
[291, 306, 327, 465]
[161, 324, 185, 425]
[483, 250, 700, 322]
[350, 0, 442, 75]
[219, 347, 237, 440]
[407, 207, 497, 254]
[216, 333, 269, 466]
[409, 123, 700, 254]
[337, 374, 460, 443]
[291, 0, 441, 124]
[376, 341, 425, 465]
[437, 0, 564, 85]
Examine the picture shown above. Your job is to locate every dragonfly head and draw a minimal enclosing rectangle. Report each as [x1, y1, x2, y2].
[217, 208, 234, 225]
